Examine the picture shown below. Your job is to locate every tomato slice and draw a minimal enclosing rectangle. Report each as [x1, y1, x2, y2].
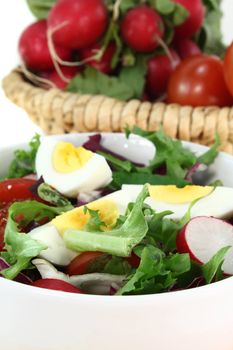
[66, 252, 105, 276]
[126, 253, 140, 268]
[32, 279, 82, 293]
[0, 179, 38, 204]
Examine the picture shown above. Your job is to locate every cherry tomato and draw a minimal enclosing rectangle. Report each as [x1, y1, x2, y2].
[66, 252, 105, 276]
[126, 253, 140, 268]
[32, 278, 82, 293]
[224, 42, 233, 97]
[167, 55, 233, 107]
[0, 179, 38, 204]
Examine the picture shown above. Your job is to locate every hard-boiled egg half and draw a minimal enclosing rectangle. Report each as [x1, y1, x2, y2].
[36, 138, 112, 197]
[122, 184, 233, 220]
[28, 190, 132, 266]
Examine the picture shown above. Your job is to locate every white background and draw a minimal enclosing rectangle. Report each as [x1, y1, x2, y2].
[0, 0, 233, 148]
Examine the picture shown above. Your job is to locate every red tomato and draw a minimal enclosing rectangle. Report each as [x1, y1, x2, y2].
[167, 55, 233, 107]
[126, 253, 140, 268]
[32, 278, 82, 293]
[66, 252, 104, 276]
[0, 179, 38, 204]
[224, 42, 233, 97]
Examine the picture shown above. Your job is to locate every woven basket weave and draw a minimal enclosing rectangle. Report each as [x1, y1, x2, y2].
[3, 69, 233, 154]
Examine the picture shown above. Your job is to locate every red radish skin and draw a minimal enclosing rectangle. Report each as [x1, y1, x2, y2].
[45, 66, 80, 89]
[146, 49, 181, 100]
[176, 216, 233, 275]
[173, 0, 205, 40]
[32, 278, 82, 293]
[48, 0, 108, 50]
[121, 5, 164, 53]
[19, 20, 71, 71]
[175, 39, 201, 59]
[177, 222, 202, 264]
[79, 42, 116, 74]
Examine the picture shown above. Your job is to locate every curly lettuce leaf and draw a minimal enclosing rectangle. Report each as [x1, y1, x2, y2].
[1, 201, 70, 280]
[127, 127, 220, 181]
[7, 134, 40, 179]
[64, 185, 149, 257]
[202, 246, 231, 284]
[117, 245, 190, 295]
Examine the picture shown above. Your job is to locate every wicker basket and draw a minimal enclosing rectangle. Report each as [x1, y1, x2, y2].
[3, 69, 233, 154]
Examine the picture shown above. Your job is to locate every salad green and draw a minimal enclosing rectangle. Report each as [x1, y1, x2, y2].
[0, 128, 231, 296]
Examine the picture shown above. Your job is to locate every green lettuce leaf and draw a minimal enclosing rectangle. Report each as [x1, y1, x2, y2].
[1, 200, 70, 279]
[117, 245, 190, 295]
[64, 184, 149, 257]
[7, 134, 40, 178]
[111, 171, 189, 190]
[202, 246, 231, 284]
[198, 133, 220, 166]
[38, 183, 73, 209]
[127, 127, 219, 180]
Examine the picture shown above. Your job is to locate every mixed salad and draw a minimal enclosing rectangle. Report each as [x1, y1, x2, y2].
[1, 128, 233, 296]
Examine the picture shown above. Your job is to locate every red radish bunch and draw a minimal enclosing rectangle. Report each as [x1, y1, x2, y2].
[177, 216, 233, 275]
[173, 0, 205, 40]
[48, 0, 108, 50]
[120, 5, 164, 53]
[146, 49, 181, 99]
[79, 42, 116, 74]
[45, 66, 80, 89]
[18, 0, 232, 107]
[175, 39, 201, 59]
[19, 20, 71, 72]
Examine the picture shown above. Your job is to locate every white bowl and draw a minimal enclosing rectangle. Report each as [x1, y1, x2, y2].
[1, 133, 233, 350]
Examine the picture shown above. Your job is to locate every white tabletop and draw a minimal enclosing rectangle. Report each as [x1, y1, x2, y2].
[0, 0, 233, 148]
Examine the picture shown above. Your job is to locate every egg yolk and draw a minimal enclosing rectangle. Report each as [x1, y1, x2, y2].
[53, 142, 93, 173]
[149, 185, 213, 204]
[52, 199, 119, 236]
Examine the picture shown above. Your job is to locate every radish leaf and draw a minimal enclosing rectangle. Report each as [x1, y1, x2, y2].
[67, 67, 133, 100]
[26, 0, 56, 19]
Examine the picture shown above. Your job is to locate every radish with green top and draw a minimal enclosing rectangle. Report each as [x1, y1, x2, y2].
[19, 20, 72, 71]
[48, 0, 108, 50]
[146, 49, 180, 100]
[173, 0, 205, 40]
[120, 5, 164, 53]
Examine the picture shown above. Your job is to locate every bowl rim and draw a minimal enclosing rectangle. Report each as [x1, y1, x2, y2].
[1, 131, 233, 301]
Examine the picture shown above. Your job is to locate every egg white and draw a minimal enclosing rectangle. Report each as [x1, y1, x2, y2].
[35, 138, 112, 197]
[28, 224, 78, 266]
[122, 185, 233, 220]
[28, 190, 131, 266]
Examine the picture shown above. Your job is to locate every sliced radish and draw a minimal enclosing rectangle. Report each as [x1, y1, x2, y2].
[177, 216, 233, 275]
